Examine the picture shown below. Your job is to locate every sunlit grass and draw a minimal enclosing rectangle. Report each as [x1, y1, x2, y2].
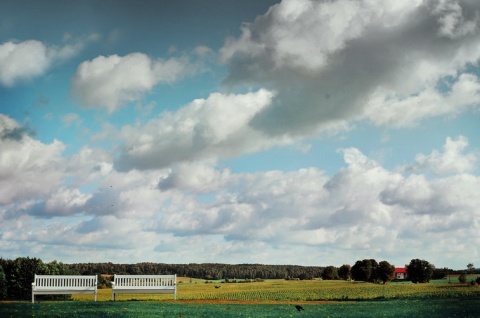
[72, 278, 480, 302]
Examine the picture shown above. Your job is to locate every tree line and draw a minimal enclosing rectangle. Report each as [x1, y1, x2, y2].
[67, 262, 324, 281]
[0, 256, 469, 300]
[321, 258, 457, 284]
[0, 257, 74, 300]
[0, 257, 324, 299]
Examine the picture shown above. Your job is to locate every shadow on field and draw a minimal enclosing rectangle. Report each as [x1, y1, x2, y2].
[1, 299, 480, 318]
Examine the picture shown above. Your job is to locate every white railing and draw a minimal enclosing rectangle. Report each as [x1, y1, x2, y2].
[32, 274, 97, 303]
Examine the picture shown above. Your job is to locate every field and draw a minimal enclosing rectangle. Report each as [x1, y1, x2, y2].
[76, 277, 480, 302]
[2, 299, 480, 317]
[2, 278, 480, 317]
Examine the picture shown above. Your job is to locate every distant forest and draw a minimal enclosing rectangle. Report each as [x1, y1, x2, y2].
[67, 262, 324, 280]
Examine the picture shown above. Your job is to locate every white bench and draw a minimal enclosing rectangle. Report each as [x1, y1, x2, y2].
[32, 274, 97, 303]
[112, 274, 177, 300]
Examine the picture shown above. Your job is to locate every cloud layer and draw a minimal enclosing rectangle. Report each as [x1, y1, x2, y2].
[1, 0, 479, 269]
[1, 111, 478, 266]
[221, 0, 480, 136]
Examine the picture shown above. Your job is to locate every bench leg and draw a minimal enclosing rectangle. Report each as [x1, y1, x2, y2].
[32, 292, 34, 304]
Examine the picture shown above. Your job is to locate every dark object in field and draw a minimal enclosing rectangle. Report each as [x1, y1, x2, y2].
[295, 305, 305, 311]
[214, 285, 221, 288]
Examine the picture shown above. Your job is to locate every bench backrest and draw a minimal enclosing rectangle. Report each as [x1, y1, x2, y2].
[33, 275, 97, 290]
[113, 274, 176, 289]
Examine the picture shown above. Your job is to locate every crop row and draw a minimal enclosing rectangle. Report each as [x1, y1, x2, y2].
[72, 279, 480, 302]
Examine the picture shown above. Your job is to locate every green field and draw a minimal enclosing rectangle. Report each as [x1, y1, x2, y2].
[2, 299, 480, 317]
[74, 278, 480, 302]
[2, 278, 479, 317]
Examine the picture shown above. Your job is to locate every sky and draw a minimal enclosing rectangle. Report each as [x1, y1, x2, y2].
[0, 0, 479, 270]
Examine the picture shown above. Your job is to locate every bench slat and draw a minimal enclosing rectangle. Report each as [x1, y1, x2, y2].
[32, 275, 97, 303]
[112, 274, 176, 300]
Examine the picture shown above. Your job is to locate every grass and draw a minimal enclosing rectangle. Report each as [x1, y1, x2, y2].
[2, 278, 480, 317]
[1, 299, 480, 317]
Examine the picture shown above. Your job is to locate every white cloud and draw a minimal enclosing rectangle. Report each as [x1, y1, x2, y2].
[194, 45, 213, 57]
[0, 39, 83, 86]
[115, 89, 283, 171]
[62, 113, 83, 127]
[71, 53, 190, 113]
[0, 115, 66, 204]
[146, 140, 479, 266]
[158, 161, 231, 193]
[42, 188, 92, 216]
[1, 133, 478, 267]
[365, 73, 480, 127]
[411, 135, 477, 174]
[220, 0, 480, 136]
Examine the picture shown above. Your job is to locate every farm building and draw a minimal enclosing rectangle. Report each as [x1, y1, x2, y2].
[395, 268, 408, 280]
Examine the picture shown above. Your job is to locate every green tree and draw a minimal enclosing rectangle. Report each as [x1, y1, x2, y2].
[376, 261, 395, 284]
[321, 266, 338, 280]
[3, 257, 48, 300]
[467, 263, 475, 274]
[0, 265, 7, 300]
[406, 259, 435, 283]
[351, 259, 378, 282]
[338, 264, 351, 281]
[458, 272, 467, 283]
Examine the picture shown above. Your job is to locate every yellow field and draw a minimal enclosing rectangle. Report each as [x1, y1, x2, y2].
[72, 279, 480, 303]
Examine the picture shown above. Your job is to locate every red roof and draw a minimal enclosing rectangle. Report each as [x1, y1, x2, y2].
[395, 268, 407, 273]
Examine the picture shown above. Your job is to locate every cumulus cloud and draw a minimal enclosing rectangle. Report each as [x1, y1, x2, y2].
[30, 188, 92, 217]
[0, 115, 66, 204]
[115, 89, 283, 171]
[409, 135, 477, 174]
[71, 53, 190, 113]
[147, 137, 479, 265]
[365, 73, 480, 127]
[1, 132, 478, 266]
[158, 161, 231, 193]
[0, 39, 82, 86]
[220, 0, 480, 136]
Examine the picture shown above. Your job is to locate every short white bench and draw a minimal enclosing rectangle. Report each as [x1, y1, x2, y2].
[32, 274, 97, 303]
[112, 274, 176, 300]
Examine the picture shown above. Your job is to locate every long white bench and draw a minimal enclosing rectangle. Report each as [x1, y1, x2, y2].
[112, 274, 176, 300]
[32, 274, 97, 303]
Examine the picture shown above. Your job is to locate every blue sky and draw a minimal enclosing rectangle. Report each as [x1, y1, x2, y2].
[0, 0, 479, 270]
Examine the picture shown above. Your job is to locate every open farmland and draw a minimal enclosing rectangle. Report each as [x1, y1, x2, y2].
[1, 299, 480, 317]
[72, 278, 480, 302]
[2, 279, 480, 317]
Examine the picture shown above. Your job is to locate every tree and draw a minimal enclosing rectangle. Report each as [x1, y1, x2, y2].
[467, 263, 475, 274]
[338, 264, 351, 281]
[0, 265, 7, 300]
[351, 259, 378, 282]
[2, 257, 49, 300]
[406, 259, 435, 283]
[458, 272, 467, 283]
[321, 266, 338, 280]
[376, 261, 395, 284]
